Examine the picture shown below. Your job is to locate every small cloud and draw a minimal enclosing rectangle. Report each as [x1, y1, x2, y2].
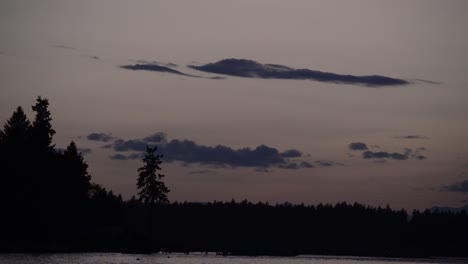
[89, 55, 100, 60]
[396, 135, 428, 140]
[349, 142, 368, 151]
[52, 44, 76, 50]
[188, 170, 218, 175]
[315, 160, 343, 167]
[87, 133, 114, 142]
[415, 79, 441, 85]
[363, 151, 409, 160]
[110, 154, 128, 160]
[442, 180, 468, 194]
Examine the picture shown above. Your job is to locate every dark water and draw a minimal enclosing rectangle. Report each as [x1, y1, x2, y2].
[0, 253, 466, 264]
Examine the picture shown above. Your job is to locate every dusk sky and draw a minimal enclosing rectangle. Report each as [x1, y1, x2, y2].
[1, 0, 468, 210]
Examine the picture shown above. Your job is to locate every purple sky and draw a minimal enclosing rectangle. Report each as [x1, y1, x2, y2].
[1, 0, 468, 210]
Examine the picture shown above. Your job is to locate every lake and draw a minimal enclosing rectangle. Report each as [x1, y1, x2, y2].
[0, 253, 466, 264]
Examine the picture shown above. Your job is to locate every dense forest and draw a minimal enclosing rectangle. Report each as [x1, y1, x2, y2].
[0, 97, 467, 258]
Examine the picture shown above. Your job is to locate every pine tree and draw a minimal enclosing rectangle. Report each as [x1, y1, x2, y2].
[0, 106, 31, 147]
[30, 96, 55, 151]
[136, 146, 169, 205]
[61, 141, 92, 204]
[0, 107, 32, 208]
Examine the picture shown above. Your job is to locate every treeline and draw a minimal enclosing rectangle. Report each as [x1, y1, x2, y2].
[0, 98, 467, 258]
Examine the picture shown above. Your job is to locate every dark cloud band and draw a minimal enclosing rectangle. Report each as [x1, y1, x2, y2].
[101, 132, 339, 170]
[189, 59, 409, 87]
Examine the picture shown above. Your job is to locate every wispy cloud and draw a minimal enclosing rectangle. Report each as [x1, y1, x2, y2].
[395, 135, 429, 140]
[120, 64, 199, 77]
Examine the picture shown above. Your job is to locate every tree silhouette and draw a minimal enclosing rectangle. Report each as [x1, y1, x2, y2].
[30, 96, 55, 151]
[136, 146, 169, 205]
[61, 141, 92, 204]
[0, 106, 31, 147]
[136, 146, 169, 251]
[0, 107, 32, 206]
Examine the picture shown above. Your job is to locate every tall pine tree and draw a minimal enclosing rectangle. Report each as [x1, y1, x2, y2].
[0, 107, 32, 212]
[137, 146, 169, 205]
[30, 96, 55, 152]
[0, 106, 31, 148]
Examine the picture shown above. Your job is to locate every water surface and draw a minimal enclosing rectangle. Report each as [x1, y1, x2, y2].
[0, 253, 466, 264]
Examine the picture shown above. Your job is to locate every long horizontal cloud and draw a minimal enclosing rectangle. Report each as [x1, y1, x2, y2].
[101, 132, 338, 170]
[120, 64, 199, 77]
[189, 59, 409, 87]
[395, 135, 429, 140]
[363, 151, 409, 160]
[443, 180, 468, 193]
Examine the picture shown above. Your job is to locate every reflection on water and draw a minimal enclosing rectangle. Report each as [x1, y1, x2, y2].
[0, 253, 466, 264]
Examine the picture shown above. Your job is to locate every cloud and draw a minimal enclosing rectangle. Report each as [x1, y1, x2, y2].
[52, 44, 76, 50]
[280, 149, 302, 158]
[348, 142, 427, 161]
[415, 79, 441, 85]
[87, 133, 114, 142]
[396, 135, 429, 140]
[109, 154, 128, 160]
[363, 151, 409, 160]
[113, 139, 147, 152]
[133, 60, 178, 68]
[120, 64, 199, 77]
[315, 160, 344, 167]
[144, 132, 167, 143]
[189, 59, 409, 87]
[188, 170, 218, 175]
[107, 133, 322, 170]
[349, 142, 368, 151]
[443, 180, 468, 194]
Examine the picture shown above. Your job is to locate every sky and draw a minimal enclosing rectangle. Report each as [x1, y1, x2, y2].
[1, 0, 468, 210]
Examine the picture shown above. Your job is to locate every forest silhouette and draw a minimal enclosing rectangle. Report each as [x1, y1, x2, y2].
[0, 97, 467, 258]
